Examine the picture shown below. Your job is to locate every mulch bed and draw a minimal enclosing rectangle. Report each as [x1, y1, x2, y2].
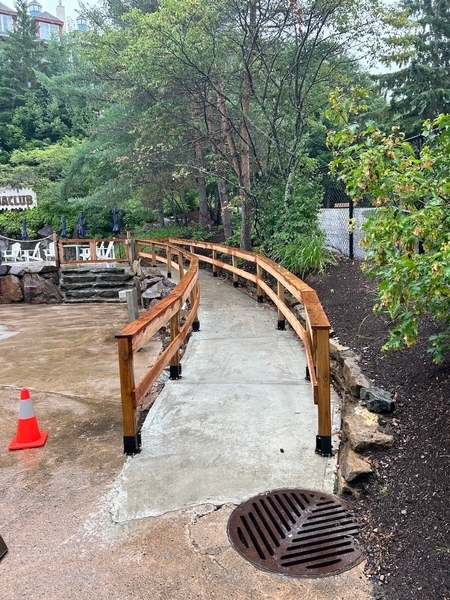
[307, 256, 450, 600]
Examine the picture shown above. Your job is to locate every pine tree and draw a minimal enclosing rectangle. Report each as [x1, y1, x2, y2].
[379, 0, 450, 134]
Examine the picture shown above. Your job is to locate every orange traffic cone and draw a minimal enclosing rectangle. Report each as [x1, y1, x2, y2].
[8, 388, 48, 451]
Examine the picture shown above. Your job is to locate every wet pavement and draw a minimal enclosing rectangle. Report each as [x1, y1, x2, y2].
[0, 272, 373, 599]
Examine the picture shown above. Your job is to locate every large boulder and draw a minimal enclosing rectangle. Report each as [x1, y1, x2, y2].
[0, 274, 23, 303]
[22, 273, 63, 304]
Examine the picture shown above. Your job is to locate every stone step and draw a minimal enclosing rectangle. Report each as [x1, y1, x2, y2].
[59, 265, 136, 303]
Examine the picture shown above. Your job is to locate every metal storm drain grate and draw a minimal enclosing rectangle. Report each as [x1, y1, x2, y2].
[227, 488, 364, 577]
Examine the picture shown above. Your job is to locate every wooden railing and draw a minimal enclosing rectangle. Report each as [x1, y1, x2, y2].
[167, 238, 332, 457]
[57, 237, 129, 264]
[116, 240, 200, 454]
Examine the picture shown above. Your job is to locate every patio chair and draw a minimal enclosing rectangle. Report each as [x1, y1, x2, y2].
[97, 241, 115, 260]
[79, 246, 91, 260]
[21, 242, 42, 261]
[44, 241, 55, 261]
[3, 242, 21, 262]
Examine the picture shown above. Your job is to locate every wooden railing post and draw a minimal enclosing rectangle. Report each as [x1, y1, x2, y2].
[256, 262, 264, 303]
[151, 242, 156, 267]
[190, 280, 200, 332]
[117, 337, 140, 454]
[277, 281, 285, 330]
[166, 246, 172, 278]
[169, 310, 181, 379]
[127, 231, 135, 265]
[315, 327, 332, 456]
[212, 249, 218, 277]
[89, 240, 96, 261]
[178, 250, 184, 279]
[232, 255, 238, 287]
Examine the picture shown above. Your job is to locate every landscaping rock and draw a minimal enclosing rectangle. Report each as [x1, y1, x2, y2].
[343, 406, 394, 452]
[339, 441, 373, 482]
[360, 386, 395, 413]
[342, 357, 371, 397]
[141, 266, 164, 278]
[22, 273, 63, 304]
[142, 281, 165, 301]
[0, 274, 23, 303]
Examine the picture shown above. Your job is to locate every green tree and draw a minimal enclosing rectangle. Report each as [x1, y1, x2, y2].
[378, 0, 450, 134]
[327, 88, 450, 362]
[82, 0, 386, 248]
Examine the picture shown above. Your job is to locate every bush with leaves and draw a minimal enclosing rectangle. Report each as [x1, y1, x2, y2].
[327, 87, 450, 363]
[256, 161, 334, 278]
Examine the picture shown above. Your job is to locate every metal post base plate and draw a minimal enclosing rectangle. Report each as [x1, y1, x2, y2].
[123, 434, 142, 455]
[170, 365, 182, 379]
[315, 435, 332, 457]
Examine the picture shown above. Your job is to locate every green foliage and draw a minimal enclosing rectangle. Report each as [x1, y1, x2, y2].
[377, 0, 450, 135]
[327, 88, 450, 362]
[255, 158, 334, 277]
[135, 223, 212, 242]
[271, 233, 335, 279]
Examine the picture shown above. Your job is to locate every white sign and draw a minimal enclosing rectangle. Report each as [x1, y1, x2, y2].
[0, 188, 37, 210]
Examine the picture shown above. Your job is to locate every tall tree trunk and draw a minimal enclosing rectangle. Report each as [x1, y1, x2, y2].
[239, 1, 256, 251]
[218, 179, 233, 239]
[192, 99, 210, 228]
[194, 141, 209, 227]
[157, 198, 165, 227]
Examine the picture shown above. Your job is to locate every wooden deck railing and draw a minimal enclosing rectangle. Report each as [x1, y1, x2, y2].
[116, 237, 331, 456]
[167, 238, 332, 457]
[57, 238, 129, 264]
[116, 240, 200, 454]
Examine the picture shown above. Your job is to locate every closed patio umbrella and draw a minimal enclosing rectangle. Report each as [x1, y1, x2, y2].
[60, 216, 67, 238]
[21, 219, 28, 241]
[77, 213, 86, 238]
[112, 207, 120, 235]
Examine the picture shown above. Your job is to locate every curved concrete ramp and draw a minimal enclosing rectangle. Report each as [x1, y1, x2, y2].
[112, 270, 337, 523]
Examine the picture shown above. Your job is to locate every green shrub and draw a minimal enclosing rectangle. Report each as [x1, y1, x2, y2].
[270, 233, 335, 278]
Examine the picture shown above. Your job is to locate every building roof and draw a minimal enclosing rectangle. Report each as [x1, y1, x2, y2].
[36, 10, 63, 24]
[0, 2, 16, 15]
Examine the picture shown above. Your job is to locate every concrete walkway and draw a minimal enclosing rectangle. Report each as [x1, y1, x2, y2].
[112, 270, 337, 522]
[0, 271, 373, 600]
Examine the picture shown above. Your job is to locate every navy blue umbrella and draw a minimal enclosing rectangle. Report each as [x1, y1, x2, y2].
[77, 213, 86, 238]
[21, 218, 28, 241]
[60, 216, 67, 238]
[112, 207, 120, 235]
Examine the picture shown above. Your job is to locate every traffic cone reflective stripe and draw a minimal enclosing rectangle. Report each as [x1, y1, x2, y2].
[8, 388, 48, 451]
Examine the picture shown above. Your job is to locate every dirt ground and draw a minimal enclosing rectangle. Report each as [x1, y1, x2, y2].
[308, 256, 450, 600]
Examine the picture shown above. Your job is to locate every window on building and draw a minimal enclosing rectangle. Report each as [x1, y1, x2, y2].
[39, 21, 59, 39]
[0, 14, 13, 34]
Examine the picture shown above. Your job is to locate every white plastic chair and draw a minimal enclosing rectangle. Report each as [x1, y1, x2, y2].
[21, 242, 41, 261]
[97, 241, 115, 260]
[79, 247, 91, 260]
[3, 242, 21, 262]
[44, 241, 55, 261]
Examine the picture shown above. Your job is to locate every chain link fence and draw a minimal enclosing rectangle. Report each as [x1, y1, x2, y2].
[319, 177, 374, 259]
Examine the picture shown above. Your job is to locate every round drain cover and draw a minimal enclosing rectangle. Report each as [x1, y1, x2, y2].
[227, 488, 364, 577]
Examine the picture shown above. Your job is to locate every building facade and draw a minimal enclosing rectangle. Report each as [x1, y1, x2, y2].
[0, 1, 65, 39]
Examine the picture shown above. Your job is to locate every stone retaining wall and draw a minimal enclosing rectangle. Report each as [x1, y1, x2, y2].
[0, 263, 62, 304]
[328, 338, 395, 495]
[286, 296, 395, 495]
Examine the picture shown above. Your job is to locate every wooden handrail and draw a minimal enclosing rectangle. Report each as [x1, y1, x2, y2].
[116, 241, 199, 454]
[167, 238, 332, 456]
[58, 238, 129, 264]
